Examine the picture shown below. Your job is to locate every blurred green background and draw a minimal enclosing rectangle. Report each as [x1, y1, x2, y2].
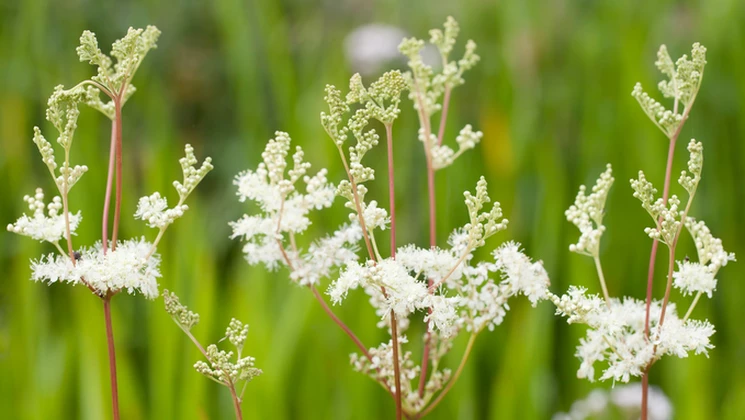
[2, 0, 744, 418]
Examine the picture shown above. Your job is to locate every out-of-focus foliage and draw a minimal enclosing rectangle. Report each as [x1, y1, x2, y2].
[1, 0, 744, 419]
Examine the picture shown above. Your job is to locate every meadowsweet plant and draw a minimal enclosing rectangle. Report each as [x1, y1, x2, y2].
[549, 43, 734, 419]
[231, 17, 550, 418]
[164, 291, 262, 419]
[6, 27, 213, 419]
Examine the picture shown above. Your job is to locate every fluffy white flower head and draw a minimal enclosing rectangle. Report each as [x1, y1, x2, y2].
[31, 238, 161, 298]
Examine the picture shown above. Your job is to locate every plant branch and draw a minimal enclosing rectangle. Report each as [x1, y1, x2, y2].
[436, 87, 451, 147]
[593, 254, 611, 307]
[229, 381, 243, 420]
[111, 100, 123, 251]
[683, 291, 703, 322]
[102, 118, 117, 254]
[417, 333, 477, 418]
[390, 310, 403, 420]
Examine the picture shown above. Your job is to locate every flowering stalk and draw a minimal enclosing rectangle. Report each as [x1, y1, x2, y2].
[636, 44, 705, 419]
[8, 26, 213, 418]
[553, 43, 734, 419]
[232, 17, 549, 419]
[164, 291, 261, 420]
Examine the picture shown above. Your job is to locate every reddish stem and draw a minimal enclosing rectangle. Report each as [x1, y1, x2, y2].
[102, 118, 117, 254]
[384, 123, 404, 419]
[641, 101, 690, 419]
[412, 80, 440, 397]
[436, 87, 451, 147]
[310, 286, 372, 361]
[229, 382, 243, 420]
[111, 100, 123, 250]
[103, 296, 120, 420]
[390, 310, 403, 420]
[386, 124, 397, 258]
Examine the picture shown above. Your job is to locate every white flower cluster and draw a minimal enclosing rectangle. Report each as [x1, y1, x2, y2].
[134, 192, 188, 229]
[30, 238, 161, 298]
[449, 241, 550, 333]
[328, 188, 548, 338]
[231, 131, 337, 272]
[7, 188, 81, 243]
[288, 223, 363, 286]
[135, 144, 212, 230]
[551, 288, 714, 383]
[672, 217, 735, 298]
[565, 165, 613, 256]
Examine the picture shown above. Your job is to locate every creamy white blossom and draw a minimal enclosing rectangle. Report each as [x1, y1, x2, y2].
[289, 223, 363, 286]
[551, 288, 715, 383]
[231, 132, 336, 270]
[396, 244, 463, 285]
[134, 192, 188, 229]
[31, 238, 161, 298]
[493, 241, 551, 306]
[7, 188, 81, 243]
[673, 261, 717, 297]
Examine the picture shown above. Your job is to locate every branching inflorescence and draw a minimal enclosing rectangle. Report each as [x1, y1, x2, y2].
[164, 291, 262, 420]
[231, 17, 550, 418]
[550, 43, 734, 419]
[7, 27, 213, 420]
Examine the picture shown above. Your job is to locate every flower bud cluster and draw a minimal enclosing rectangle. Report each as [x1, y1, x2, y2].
[463, 177, 508, 247]
[173, 144, 214, 200]
[632, 43, 707, 139]
[678, 139, 702, 194]
[431, 124, 483, 170]
[346, 71, 406, 125]
[399, 20, 479, 119]
[163, 289, 200, 330]
[77, 26, 161, 102]
[566, 165, 614, 256]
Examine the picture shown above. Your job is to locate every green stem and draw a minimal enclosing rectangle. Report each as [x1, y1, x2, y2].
[683, 291, 703, 322]
[593, 254, 611, 307]
[417, 333, 477, 418]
